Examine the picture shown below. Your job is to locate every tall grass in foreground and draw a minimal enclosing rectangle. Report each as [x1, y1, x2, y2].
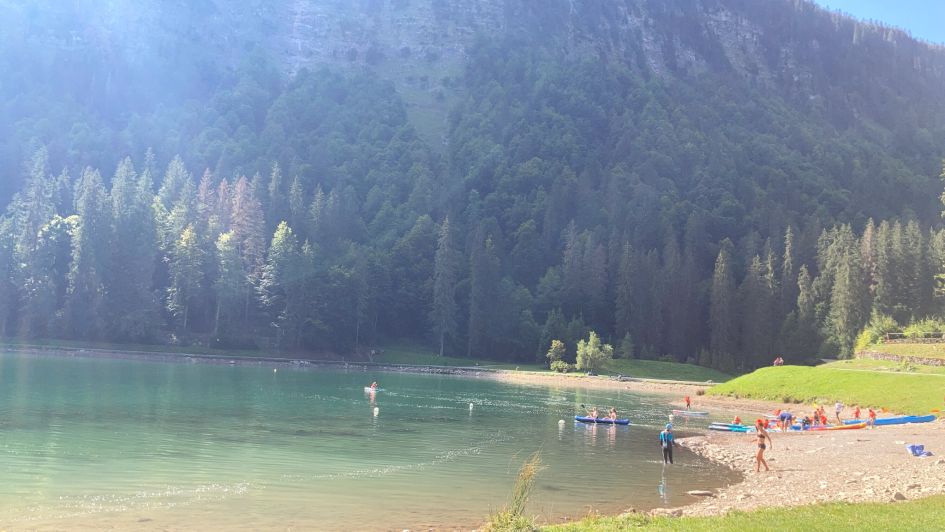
[483, 451, 543, 532]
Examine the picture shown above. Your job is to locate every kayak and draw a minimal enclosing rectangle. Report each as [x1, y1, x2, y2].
[807, 422, 867, 431]
[672, 409, 709, 416]
[842, 415, 936, 426]
[364, 387, 384, 392]
[574, 416, 630, 425]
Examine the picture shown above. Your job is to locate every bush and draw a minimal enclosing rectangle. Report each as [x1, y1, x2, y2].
[576, 331, 613, 372]
[903, 318, 945, 339]
[550, 360, 574, 373]
[855, 313, 899, 352]
[545, 339, 566, 365]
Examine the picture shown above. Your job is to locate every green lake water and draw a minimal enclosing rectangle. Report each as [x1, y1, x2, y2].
[0, 352, 738, 530]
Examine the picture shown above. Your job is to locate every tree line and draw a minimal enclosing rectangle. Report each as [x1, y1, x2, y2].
[2, 144, 943, 371]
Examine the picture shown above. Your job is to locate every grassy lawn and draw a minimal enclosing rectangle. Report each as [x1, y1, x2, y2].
[544, 495, 945, 531]
[602, 359, 731, 382]
[825, 358, 945, 376]
[868, 342, 945, 360]
[707, 365, 944, 414]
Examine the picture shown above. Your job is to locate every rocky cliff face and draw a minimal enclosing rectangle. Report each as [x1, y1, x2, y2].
[253, 0, 945, 143]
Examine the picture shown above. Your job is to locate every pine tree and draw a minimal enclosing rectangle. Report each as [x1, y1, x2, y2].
[65, 167, 109, 338]
[709, 240, 737, 371]
[468, 233, 500, 357]
[288, 175, 306, 238]
[431, 217, 460, 357]
[105, 157, 159, 341]
[230, 176, 266, 275]
[827, 249, 869, 357]
[11, 148, 58, 337]
[780, 226, 797, 317]
[213, 231, 246, 339]
[258, 221, 302, 348]
[613, 242, 633, 338]
[167, 224, 204, 331]
[266, 162, 286, 232]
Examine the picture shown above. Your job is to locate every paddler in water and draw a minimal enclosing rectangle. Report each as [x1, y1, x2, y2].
[606, 407, 618, 421]
[369, 381, 378, 390]
[588, 406, 599, 419]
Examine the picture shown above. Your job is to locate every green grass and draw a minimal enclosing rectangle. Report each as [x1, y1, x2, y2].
[545, 495, 945, 531]
[602, 359, 731, 382]
[868, 342, 945, 360]
[707, 365, 944, 414]
[824, 358, 945, 376]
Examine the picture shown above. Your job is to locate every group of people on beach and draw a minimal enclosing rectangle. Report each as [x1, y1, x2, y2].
[759, 402, 878, 433]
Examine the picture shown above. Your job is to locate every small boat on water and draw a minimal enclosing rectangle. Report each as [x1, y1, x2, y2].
[574, 415, 630, 425]
[364, 387, 384, 392]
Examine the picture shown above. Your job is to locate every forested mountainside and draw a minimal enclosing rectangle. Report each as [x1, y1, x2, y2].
[1, 0, 945, 370]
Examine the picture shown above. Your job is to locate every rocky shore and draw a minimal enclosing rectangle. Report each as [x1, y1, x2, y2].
[659, 420, 945, 517]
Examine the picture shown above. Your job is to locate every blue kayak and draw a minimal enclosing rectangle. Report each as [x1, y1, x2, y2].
[575, 416, 630, 425]
[842, 414, 936, 426]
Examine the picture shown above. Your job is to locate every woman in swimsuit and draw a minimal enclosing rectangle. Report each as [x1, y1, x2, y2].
[755, 420, 773, 472]
[607, 407, 618, 421]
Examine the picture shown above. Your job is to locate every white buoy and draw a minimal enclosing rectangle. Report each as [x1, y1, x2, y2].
[373, 407, 379, 417]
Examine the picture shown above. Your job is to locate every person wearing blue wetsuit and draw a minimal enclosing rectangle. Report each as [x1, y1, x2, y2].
[659, 424, 677, 464]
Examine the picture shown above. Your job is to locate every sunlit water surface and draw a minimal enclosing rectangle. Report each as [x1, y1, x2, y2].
[0, 353, 737, 530]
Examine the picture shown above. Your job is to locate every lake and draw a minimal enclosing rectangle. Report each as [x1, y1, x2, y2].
[0, 352, 737, 529]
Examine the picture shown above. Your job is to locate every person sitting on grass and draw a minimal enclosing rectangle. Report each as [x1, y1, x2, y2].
[754, 419, 773, 472]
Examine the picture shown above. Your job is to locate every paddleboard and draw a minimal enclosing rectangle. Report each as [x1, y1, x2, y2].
[672, 409, 709, 416]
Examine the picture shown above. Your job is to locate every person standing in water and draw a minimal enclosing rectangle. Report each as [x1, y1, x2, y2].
[754, 419, 773, 472]
[659, 424, 677, 464]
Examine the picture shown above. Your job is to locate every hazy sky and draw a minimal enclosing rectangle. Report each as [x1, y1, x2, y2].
[815, 0, 945, 45]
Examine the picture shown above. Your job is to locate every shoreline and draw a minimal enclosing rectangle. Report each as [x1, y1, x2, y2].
[6, 343, 940, 524]
[663, 418, 945, 518]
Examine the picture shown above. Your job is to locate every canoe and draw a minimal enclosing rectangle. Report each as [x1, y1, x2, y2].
[574, 415, 630, 425]
[842, 415, 936, 426]
[364, 387, 384, 392]
[672, 409, 709, 416]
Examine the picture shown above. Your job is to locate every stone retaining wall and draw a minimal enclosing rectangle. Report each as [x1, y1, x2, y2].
[856, 350, 945, 366]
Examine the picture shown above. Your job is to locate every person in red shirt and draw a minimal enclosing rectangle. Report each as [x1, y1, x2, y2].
[867, 408, 877, 429]
[853, 405, 861, 421]
[820, 413, 827, 426]
[684, 395, 691, 410]
[733, 415, 742, 425]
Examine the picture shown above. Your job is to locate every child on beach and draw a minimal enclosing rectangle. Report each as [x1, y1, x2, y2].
[684, 395, 691, 410]
[834, 401, 844, 424]
[868, 408, 877, 429]
[854, 405, 861, 421]
[754, 419, 773, 472]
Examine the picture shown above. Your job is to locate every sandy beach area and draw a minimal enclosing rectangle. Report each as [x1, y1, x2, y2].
[666, 419, 945, 516]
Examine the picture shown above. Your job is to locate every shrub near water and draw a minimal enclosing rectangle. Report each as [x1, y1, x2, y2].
[707, 366, 943, 414]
